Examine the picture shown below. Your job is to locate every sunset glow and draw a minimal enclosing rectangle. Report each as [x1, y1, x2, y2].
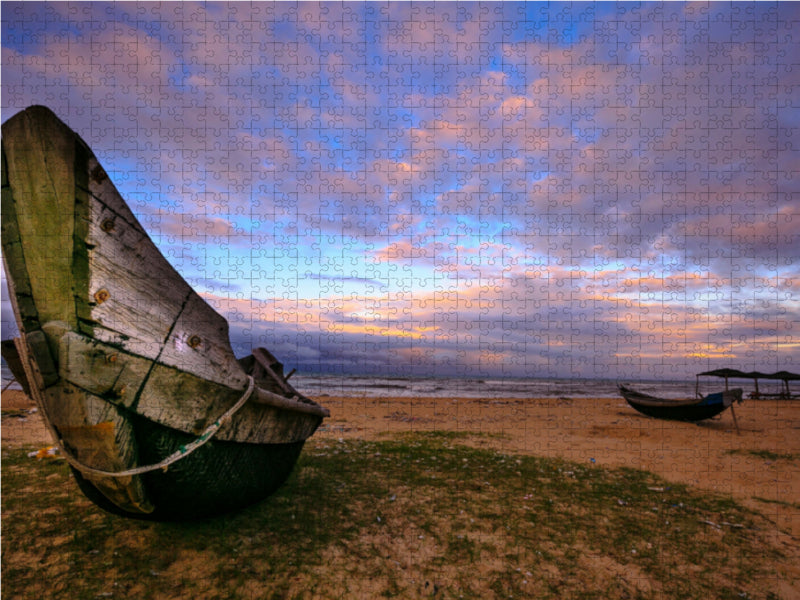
[1, 2, 798, 379]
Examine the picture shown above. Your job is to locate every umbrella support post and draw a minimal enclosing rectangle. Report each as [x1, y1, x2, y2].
[730, 403, 741, 435]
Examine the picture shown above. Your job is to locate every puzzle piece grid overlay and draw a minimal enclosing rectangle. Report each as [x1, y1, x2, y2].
[1, 3, 799, 597]
[2, 3, 798, 383]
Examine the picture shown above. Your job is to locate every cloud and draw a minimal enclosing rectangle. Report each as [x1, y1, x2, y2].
[2, 2, 797, 378]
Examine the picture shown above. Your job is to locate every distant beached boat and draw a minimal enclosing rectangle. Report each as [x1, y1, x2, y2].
[618, 385, 743, 422]
[1, 106, 329, 520]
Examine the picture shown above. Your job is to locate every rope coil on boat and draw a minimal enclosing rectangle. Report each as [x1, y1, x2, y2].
[57, 375, 256, 478]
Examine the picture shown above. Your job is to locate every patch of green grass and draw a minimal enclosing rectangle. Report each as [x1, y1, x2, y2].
[1, 435, 790, 599]
[752, 496, 800, 510]
[725, 449, 799, 461]
[1, 408, 32, 418]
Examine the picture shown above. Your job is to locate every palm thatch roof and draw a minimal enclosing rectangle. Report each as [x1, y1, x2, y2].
[697, 369, 800, 381]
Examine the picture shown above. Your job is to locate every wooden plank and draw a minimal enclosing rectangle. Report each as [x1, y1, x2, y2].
[252, 347, 295, 395]
[83, 189, 191, 358]
[1, 158, 39, 330]
[84, 156, 245, 390]
[24, 329, 58, 387]
[158, 290, 248, 388]
[58, 331, 153, 409]
[71, 141, 93, 328]
[13, 327, 152, 514]
[137, 364, 322, 444]
[1, 140, 7, 187]
[83, 156, 145, 230]
[239, 351, 298, 396]
[1, 107, 85, 329]
[57, 330, 323, 443]
[41, 381, 153, 514]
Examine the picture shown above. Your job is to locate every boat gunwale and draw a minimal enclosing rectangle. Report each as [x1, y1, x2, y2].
[251, 385, 330, 418]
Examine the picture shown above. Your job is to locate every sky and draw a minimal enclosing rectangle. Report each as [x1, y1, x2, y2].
[1, 1, 798, 380]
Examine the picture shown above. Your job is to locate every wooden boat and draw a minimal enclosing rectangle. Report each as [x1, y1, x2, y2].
[1, 106, 329, 520]
[618, 385, 742, 422]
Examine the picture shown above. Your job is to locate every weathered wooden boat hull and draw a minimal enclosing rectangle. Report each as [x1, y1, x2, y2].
[1, 106, 328, 520]
[72, 414, 305, 521]
[618, 385, 742, 422]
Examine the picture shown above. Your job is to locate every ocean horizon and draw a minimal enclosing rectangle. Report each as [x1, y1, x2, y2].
[3, 362, 786, 400]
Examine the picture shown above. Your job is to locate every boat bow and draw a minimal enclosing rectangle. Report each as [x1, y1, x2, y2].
[2, 106, 328, 519]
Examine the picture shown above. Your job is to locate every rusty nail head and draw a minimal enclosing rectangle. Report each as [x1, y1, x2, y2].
[101, 219, 116, 233]
[91, 165, 108, 183]
[188, 335, 202, 349]
[94, 288, 110, 304]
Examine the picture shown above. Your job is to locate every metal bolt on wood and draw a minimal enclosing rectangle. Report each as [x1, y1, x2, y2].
[91, 164, 107, 183]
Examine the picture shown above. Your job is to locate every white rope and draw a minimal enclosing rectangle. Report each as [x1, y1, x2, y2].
[59, 375, 255, 478]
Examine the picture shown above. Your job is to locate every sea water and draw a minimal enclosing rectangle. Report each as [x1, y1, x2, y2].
[288, 374, 746, 399]
[1, 362, 786, 400]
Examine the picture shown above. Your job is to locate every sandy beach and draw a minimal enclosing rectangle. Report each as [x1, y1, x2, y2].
[4, 387, 798, 535]
[314, 393, 800, 537]
[3, 387, 799, 597]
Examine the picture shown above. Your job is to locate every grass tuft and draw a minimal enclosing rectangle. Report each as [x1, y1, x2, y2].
[724, 449, 799, 462]
[1, 434, 789, 599]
